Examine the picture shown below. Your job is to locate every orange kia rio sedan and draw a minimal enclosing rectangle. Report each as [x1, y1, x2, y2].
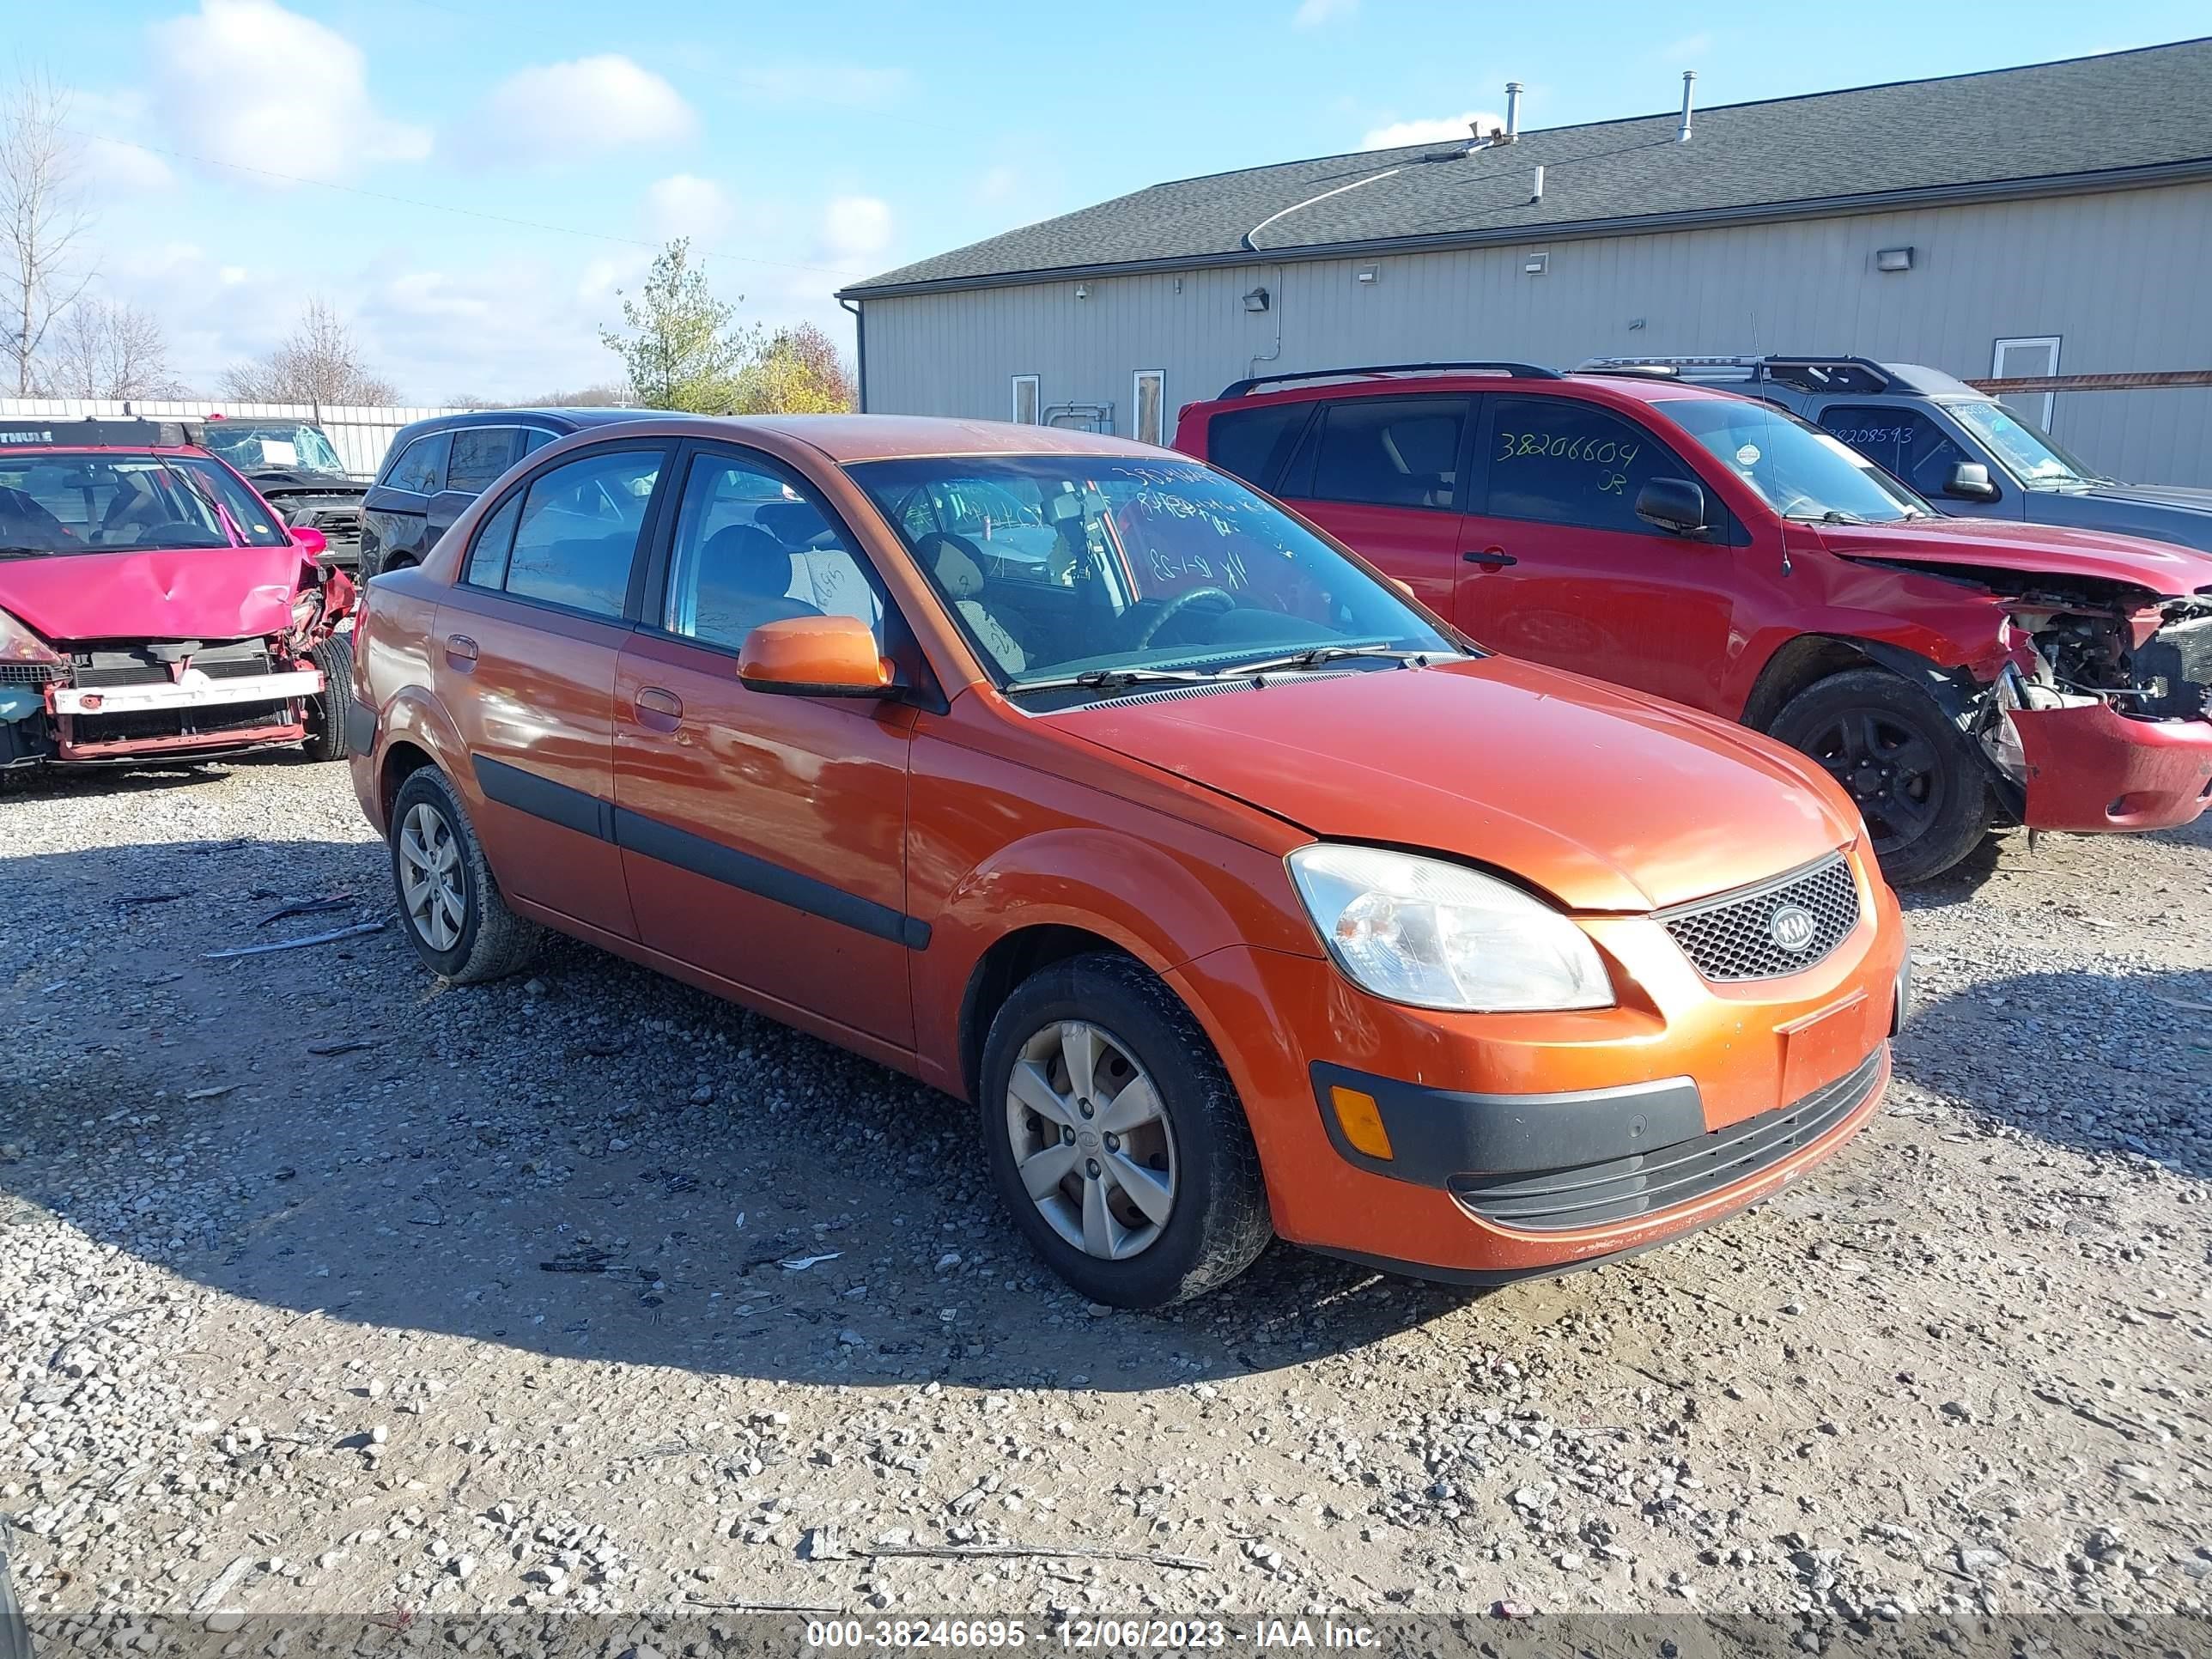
[348, 415, 1909, 1307]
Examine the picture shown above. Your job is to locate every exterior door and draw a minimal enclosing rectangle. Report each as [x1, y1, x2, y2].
[1814, 403, 2015, 520]
[1459, 394, 1741, 714]
[428, 424, 530, 543]
[1271, 394, 1474, 620]
[614, 443, 919, 1048]
[434, 441, 670, 941]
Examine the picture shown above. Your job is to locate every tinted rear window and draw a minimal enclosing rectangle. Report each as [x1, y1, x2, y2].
[1205, 402, 1311, 491]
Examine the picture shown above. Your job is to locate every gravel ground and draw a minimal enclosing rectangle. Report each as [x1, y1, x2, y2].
[2, 755, 2209, 1645]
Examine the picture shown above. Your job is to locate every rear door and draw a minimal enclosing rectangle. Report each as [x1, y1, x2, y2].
[614, 441, 920, 1048]
[1267, 394, 1474, 619]
[434, 439, 672, 942]
[1813, 403, 2013, 519]
[428, 424, 532, 544]
[1459, 394, 1741, 713]
[362, 428, 450, 570]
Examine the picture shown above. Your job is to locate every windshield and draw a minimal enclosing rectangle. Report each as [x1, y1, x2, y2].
[848, 455, 1460, 690]
[1656, 398, 1934, 525]
[202, 422, 348, 475]
[1946, 398, 2102, 489]
[0, 453, 289, 556]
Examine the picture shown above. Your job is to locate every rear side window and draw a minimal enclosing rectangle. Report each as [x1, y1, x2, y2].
[1818, 404, 1970, 497]
[463, 492, 522, 588]
[1303, 397, 1468, 510]
[445, 427, 526, 495]
[1481, 398, 1679, 535]
[1205, 402, 1311, 492]
[384, 431, 450, 495]
[500, 448, 663, 617]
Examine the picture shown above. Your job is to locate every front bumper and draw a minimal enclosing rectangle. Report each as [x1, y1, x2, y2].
[46, 668, 322, 763]
[2012, 703, 2212, 832]
[50, 668, 323, 717]
[1168, 856, 1906, 1280]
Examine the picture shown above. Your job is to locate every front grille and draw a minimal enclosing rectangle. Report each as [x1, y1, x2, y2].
[1662, 854, 1859, 981]
[1449, 1048, 1884, 1231]
[73, 643, 276, 688]
[70, 700, 294, 744]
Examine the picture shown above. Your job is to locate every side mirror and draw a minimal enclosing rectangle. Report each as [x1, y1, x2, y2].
[1944, 461, 2000, 503]
[1634, 477, 1709, 536]
[738, 614, 895, 698]
[290, 524, 329, 558]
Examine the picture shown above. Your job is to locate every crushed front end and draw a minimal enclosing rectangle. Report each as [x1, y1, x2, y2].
[1979, 582, 2212, 831]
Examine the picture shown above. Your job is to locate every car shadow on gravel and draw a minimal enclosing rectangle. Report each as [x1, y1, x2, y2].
[1892, 963, 2212, 1180]
[0, 836, 1498, 1398]
[1904, 811, 2212, 910]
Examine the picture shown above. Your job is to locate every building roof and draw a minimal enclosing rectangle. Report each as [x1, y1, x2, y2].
[842, 40, 2212, 299]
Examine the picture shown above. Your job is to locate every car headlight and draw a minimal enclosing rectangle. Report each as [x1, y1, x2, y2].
[1287, 845, 1613, 1012]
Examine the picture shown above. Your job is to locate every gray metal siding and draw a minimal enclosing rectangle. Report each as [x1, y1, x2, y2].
[861, 179, 2212, 486]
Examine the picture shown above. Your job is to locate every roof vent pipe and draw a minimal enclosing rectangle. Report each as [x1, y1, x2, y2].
[1677, 70, 1697, 143]
[1504, 82, 1522, 139]
[1529, 165, 1544, 203]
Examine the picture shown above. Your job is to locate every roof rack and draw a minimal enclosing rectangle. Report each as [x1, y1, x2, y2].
[0, 416, 204, 449]
[1220, 361, 1560, 398]
[1575, 354, 1896, 394]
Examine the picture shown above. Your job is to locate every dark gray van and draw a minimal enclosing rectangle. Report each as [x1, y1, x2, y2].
[358, 409, 652, 580]
[1583, 356, 2212, 553]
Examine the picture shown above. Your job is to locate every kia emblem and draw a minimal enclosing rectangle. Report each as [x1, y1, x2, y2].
[1769, 902, 1820, 953]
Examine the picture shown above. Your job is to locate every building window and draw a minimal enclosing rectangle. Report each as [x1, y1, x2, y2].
[1992, 336, 2062, 428]
[1132, 370, 1166, 447]
[1011, 375, 1040, 425]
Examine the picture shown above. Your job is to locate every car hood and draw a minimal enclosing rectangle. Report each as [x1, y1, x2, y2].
[0, 545, 310, 642]
[2023, 482, 2212, 555]
[1046, 657, 1856, 912]
[1815, 515, 2212, 595]
[249, 468, 365, 497]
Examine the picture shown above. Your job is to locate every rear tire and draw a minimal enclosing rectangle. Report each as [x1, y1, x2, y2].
[979, 952, 1272, 1308]
[388, 767, 542, 983]
[1768, 667, 1989, 884]
[303, 630, 354, 762]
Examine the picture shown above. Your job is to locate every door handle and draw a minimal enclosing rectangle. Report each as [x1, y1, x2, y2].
[1462, 547, 1518, 568]
[444, 634, 478, 671]
[635, 686, 684, 732]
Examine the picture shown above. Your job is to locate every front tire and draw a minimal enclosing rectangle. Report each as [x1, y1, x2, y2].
[1768, 667, 1989, 884]
[388, 767, 543, 983]
[979, 952, 1272, 1308]
[302, 630, 354, 762]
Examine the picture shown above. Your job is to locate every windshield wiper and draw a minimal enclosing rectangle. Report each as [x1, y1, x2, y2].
[1784, 509, 1870, 526]
[1218, 643, 1447, 676]
[0, 545, 56, 559]
[1002, 665, 1218, 696]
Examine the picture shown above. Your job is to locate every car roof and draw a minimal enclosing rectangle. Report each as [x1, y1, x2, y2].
[527, 412, 1169, 464]
[1193, 371, 1750, 413]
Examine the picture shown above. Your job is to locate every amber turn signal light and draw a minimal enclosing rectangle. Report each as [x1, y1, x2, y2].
[1328, 1085, 1394, 1160]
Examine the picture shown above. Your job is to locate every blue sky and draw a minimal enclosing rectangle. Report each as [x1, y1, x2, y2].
[21, 0, 2208, 402]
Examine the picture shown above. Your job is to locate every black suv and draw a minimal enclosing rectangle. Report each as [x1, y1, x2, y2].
[358, 408, 652, 580]
[198, 416, 368, 569]
[1583, 356, 2212, 553]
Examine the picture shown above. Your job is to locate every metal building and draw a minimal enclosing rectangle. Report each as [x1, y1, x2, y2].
[839, 42, 2212, 484]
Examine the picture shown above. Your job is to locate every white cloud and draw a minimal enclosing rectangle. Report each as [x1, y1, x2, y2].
[644, 174, 735, 241]
[147, 0, 430, 185]
[1358, 109, 1505, 150]
[469, 56, 696, 163]
[820, 196, 892, 261]
[732, 58, 907, 108]
[1293, 0, 1357, 27]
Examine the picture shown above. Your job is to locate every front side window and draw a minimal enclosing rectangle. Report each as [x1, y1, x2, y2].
[385, 431, 451, 495]
[445, 427, 526, 495]
[662, 451, 884, 651]
[1655, 397, 1934, 526]
[1482, 398, 1683, 534]
[1946, 398, 2100, 489]
[848, 454, 1459, 689]
[500, 448, 662, 617]
[1301, 397, 1468, 510]
[1817, 404, 1970, 498]
[0, 453, 288, 554]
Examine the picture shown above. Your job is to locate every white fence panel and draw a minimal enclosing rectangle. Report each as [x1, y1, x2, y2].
[0, 398, 465, 479]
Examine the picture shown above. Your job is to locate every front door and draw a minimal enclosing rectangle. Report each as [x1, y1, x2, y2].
[614, 443, 919, 1048]
[1270, 393, 1474, 620]
[428, 424, 531, 543]
[434, 440, 671, 940]
[1456, 393, 1744, 714]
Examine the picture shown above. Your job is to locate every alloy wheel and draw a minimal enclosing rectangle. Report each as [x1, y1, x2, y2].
[1808, 708, 1945, 854]
[397, 801, 467, 952]
[1004, 1019, 1178, 1261]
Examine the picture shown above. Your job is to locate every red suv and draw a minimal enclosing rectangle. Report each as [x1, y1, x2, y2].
[1175, 363, 2212, 881]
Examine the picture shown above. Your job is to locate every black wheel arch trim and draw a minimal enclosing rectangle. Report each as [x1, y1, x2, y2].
[468, 753, 930, 949]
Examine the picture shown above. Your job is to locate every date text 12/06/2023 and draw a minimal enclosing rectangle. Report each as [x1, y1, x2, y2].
[804, 1617, 1383, 1650]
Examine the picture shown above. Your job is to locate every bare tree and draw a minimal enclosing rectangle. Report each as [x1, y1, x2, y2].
[220, 299, 398, 406]
[0, 69, 94, 397]
[37, 298, 188, 399]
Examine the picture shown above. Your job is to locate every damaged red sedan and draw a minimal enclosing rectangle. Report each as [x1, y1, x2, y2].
[0, 418, 356, 770]
[1176, 367, 2212, 881]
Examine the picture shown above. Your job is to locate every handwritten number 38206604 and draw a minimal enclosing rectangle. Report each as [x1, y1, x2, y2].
[1497, 430, 1637, 495]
